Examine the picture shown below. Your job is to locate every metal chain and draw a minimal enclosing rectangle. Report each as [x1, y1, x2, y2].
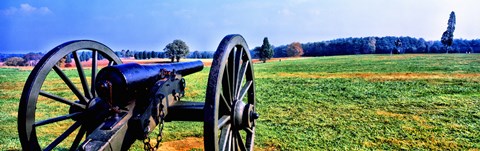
[143, 137, 152, 151]
[154, 111, 165, 149]
[143, 107, 165, 151]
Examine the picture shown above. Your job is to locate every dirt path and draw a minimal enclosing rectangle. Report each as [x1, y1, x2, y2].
[157, 137, 204, 151]
[156, 137, 273, 151]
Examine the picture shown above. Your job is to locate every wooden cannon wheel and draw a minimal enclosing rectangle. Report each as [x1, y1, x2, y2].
[18, 40, 122, 150]
[204, 34, 258, 151]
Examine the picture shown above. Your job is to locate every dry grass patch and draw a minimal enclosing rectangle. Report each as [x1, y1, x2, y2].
[376, 110, 433, 129]
[374, 54, 432, 60]
[275, 72, 480, 81]
[376, 136, 459, 150]
[0, 81, 24, 91]
[184, 88, 201, 98]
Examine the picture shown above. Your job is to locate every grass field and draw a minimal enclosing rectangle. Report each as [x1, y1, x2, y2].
[1, 54, 480, 150]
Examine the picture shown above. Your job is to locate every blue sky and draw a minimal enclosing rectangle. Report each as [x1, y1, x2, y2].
[1, 0, 479, 54]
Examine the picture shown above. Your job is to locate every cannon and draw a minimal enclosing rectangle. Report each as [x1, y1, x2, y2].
[18, 34, 258, 151]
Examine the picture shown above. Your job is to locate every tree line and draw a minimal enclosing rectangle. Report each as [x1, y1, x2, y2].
[1, 49, 214, 66]
[269, 37, 480, 58]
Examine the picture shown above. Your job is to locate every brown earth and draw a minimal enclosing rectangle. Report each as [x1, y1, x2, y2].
[156, 137, 273, 151]
[157, 137, 204, 151]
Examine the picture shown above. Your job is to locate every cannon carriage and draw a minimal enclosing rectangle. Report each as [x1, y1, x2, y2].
[18, 34, 258, 151]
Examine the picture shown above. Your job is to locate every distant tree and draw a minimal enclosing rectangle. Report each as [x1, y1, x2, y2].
[416, 38, 427, 53]
[134, 52, 138, 59]
[21, 52, 43, 66]
[441, 11, 456, 53]
[97, 53, 105, 60]
[151, 51, 157, 59]
[467, 47, 473, 54]
[164, 39, 190, 62]
[142, 51, 147, 59]
[65, 54, 72, 63]
[23, 52, 43, 61]
[115, 51, 122, 58]
[255, 37, 274, 63]
[251, 47, 261, 59]
[80, 51, 91, 62]
[365, 37, 376, 54]
[191, 51, 200, 58]
[125, 50, 131, 58]
[4, 57, 25, 66]
[286, 42, 304, 57]
[57, 56, 66, 67]
[201, 51, 213, 58]
[136, 51, 141, 60]
[393, 39, 402, 54]
[85, 52, 92, 61]
[64, 54, 73, 67]
[120, 49, 126, 58]
[273, 45, 288, 57]
[80, 51, 86, 62]
[157, 52, 165, 58]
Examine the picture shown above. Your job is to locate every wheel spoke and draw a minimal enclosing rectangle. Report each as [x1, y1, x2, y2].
[230, 129, 235, 151]
[245, 127, 255, 151]
[108, 60, 114, 66]
[53, 65, 88, 104]
[91, 50, 98, 98]
[235, 60, 248, 99]
[73, 51, 92, 99]
[234, 47, 243, 97]
[220, 92, 232, 112]
[244, 127, 254, 134]
[235, 130, 247, 151]
[218, 115, 231, 129]
[39, 91, 86, 109]
[43, 121, 82, 151]
[227, 50, 235, 101]
[69, 126, 86, 151]
[34, 112, 82, 127]
[222, 64, 232, 105]
[238, 81, 252, 102]
[219, 124, 231, 151]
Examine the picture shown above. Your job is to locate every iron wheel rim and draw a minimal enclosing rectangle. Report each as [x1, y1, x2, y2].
[18, 40, 122, 150]
[204, 34, 257, 151]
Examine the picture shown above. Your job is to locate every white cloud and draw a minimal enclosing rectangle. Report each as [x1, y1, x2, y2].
[20, 4, 36, 13]
[2, 3, 52, 16]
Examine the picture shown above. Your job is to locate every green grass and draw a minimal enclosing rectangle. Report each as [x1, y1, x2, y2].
[1, 54, 480, 150]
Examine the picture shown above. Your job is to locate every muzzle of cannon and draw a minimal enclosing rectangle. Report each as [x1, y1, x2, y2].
[18, 34, 258, 151]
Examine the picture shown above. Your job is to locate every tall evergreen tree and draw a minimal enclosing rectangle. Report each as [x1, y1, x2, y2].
[441, 11, 456, 53]
[255, 37, 274, 63]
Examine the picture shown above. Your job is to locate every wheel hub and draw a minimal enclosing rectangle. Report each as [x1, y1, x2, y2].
[232, 100, 258, 128]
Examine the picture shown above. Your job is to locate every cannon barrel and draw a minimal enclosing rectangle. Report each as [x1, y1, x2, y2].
[95, 60, 204, 107]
